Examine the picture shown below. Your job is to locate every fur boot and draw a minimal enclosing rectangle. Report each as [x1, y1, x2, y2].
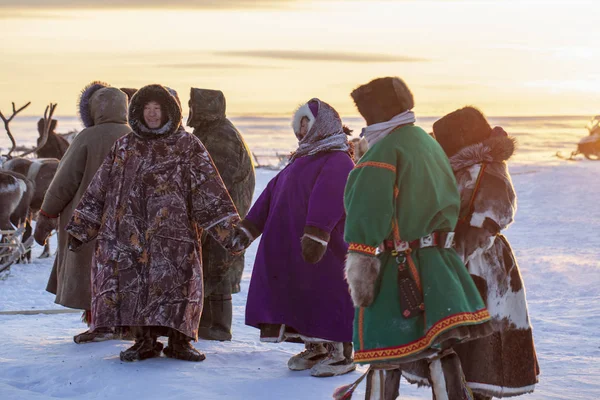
[364, 368, 402, 400]
[163, 331, 206, 362]
[288, 342, 328, 371]
[119, 328, 163, 362]
[310, 342, 356, 377]
[428, 349, 474, 400]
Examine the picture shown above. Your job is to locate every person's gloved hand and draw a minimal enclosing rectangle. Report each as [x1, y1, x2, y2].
[300, 226, 330, 264]
[34, 211, 58, 245]
[68, 235, 84, 252]
[345, 252, 381, 307]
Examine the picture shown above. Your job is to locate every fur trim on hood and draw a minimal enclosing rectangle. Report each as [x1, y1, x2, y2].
[78, 81, 110, 128]
[449, 136, 516, 172]
[291, 102, 317, 138]
[187, 88, 226, 128]
[129, 84, 182, 138]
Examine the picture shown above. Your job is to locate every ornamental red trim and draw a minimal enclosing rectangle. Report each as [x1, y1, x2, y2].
[348, 242, 377, 256]
[354, 309, 491, 363]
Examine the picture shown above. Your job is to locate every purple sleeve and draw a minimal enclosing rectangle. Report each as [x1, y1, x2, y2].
[244, 172, 280, 235]
[306, 153, 354, 233]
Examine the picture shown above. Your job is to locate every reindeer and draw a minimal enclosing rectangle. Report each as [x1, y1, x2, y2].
[0, 170, 34, 271]
[35, 118, 69, 159]
[1, 102, 59, 259]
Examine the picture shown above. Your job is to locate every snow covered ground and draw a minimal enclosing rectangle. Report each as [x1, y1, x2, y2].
[1, 150, 599, 399]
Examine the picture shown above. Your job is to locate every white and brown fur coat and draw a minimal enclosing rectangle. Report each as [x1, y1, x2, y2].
[402, 136, 539, 398]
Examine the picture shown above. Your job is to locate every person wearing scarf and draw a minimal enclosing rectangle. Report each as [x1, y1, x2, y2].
[399, 107, 539, 399]
[338, 77, 493, 399]
[66, 84, 248, 363]
[239, 98, 356, 377]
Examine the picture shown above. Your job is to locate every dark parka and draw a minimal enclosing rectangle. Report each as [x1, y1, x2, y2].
[187, 88, 255, 295]
[44, 82, 131, 310]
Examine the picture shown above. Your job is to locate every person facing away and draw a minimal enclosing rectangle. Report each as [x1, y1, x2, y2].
[338, 77, 493, 400]
[34, 81, 131, 344]
[65, 84, 249, 362]
[399, 106, 539, 399]
[238, 98, 357, 378]
[187, 87, 256, 342]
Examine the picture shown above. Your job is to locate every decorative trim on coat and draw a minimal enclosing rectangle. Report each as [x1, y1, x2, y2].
[348, 242, 377, 256]
[354, 309, 491, 363]
[354, 161, 397, 174]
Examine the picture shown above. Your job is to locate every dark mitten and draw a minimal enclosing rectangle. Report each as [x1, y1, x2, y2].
[34, 212, 57, 245]
[301, 226, 330, 264]
[68, 235, 84, 252]
[301, 235, 327, 264]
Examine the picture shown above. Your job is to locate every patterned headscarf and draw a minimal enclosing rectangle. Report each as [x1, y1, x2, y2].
[289, 98, 350, 162]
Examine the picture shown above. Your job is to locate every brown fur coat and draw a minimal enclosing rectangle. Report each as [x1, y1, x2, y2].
[402, 136, 539, 397]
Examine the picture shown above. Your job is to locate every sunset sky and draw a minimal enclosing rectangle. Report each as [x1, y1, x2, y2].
[0, 0, 599, 118]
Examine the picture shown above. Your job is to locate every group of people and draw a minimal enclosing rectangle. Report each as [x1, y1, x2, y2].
[32, 76, 539, 399]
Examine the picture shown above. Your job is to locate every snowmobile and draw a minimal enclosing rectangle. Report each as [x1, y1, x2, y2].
[557, 115, 600, 160]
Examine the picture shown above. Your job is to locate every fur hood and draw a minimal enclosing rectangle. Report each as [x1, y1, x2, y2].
[78, 81, 110, 128]
[187, 88, 226, 128]
[449, 136, 516, 172]
[129, 84, 182, 138]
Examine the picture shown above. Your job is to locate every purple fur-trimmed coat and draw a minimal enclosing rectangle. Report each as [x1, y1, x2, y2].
[245, 151, 355, 342]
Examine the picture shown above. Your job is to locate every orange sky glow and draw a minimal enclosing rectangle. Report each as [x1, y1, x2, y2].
[0, 1, 599, 118]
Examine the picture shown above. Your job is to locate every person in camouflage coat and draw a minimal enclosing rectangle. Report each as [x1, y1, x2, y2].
[66, 84, 248, 362]
[187, 87, 255, 341]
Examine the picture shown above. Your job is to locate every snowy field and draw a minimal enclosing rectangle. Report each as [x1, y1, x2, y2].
[1, 117, 599, 399]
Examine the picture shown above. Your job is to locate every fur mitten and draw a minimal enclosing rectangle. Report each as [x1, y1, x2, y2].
[231, 224, 254, 254]
[455, 222, 496, 264]
[345, 252, 381, 307]
[34, 212, 57, 245]
[68, 235, 84, 252]
[301, 226, 329, 264]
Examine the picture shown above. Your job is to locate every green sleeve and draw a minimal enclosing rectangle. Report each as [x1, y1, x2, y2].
[344, 142, 398, 256]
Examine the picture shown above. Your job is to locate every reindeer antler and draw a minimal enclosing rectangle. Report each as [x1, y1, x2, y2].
[20, 103, 57, 158]
[0, 101, 31, 157]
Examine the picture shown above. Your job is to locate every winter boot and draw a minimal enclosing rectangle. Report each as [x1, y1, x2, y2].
[119, 329, 163, 362]
[364, 368, 402, 400]
[163, 331, 206, 362]
[197, 294, 233, 341]
[73, 327, 116, 344]
[428, 349, 474, 400]
[288, 342, 328, 371]
[310, 342, 357, 377]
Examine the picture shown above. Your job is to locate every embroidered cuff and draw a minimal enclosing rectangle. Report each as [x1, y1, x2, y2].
[348, 243, 377, 256]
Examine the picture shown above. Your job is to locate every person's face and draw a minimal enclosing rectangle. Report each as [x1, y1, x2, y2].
[298, 116, 309, 140]
[143, 101, 162, 129]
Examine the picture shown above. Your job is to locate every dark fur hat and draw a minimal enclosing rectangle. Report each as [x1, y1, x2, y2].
[351, 77, 414, 125]
[129, 84, 182, 137]
[78, 81, 110, 128]
[432, 106, 493, 157]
